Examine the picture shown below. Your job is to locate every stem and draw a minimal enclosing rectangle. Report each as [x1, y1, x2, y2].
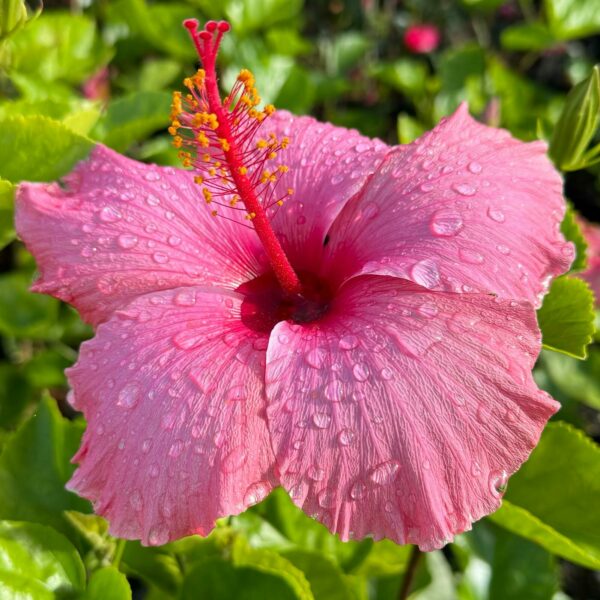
[112, 538, 126, 569]
[398, 546, 422, 600]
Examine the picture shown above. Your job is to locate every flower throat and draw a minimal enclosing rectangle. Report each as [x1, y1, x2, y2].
[170, 19, 302, 296]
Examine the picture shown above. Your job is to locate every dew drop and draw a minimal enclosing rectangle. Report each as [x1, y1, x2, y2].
[355, 142, 370, 153]
[152, 251, 169, 264]
[497, 244, 511, 255]
[459, 248, 485, 264]
[380, 367, 393, 380]
[308, 466, 325, 481]
[118, 234, 138, 249]
[222, 446, 247, 472]
[278, 333, 290, 344]
[168, 235, 182, 247]
[350, 481, 366, 500]
[144, 171, 161, 182]
[338, 428, 356, 446]
[306, 347, 327, 369]
[148, 524, 169, 546]
[467, 161, 482, 174]
[168, 440, 184, 458]
[228, 385, 246, 402]
[296, 215, 307, 225]
[174, 290, 196, 306]
[361, 202, 379, 220]
[317, 488, 336, 508]
[330, 173, 344, 185]
[369, 460, 400, 485]
[141, 439, 152, 453]
[452, 183, 477, 196]
[418, 302, 439, 318]
[324, 380, 343, 402]
[352, 362, 370, 382]
[339, 334, 359, 350]
[487, 207, 505, 223]
[99, 206, 122, 223]
[117, 382, 140, 409]
[244, 481, 270, 506]
[312, 412, 331, 429]
[146, 194, 160, 206]
[420, 182, 434, 192]
[489, 470, 508, 497]
[430, 209, 463, 237]
[411, 259, 440, 289]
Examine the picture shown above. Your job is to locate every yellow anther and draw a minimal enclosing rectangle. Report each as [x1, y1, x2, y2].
[278, 165, 289, 173]
[257, 140, 268, 149]
[202, 153, 211, 162]
[268, 152, 277, 160]
[281, 137, 290, 149]
[203, 188, 212, 203]
[287, 188, 294, 195]
[194, 176, 204, 184]
[264, 104, 275, 116]
[197, 132, 209, 147]
[277, 200, 284, 206]
[208, 168, 217, 176]
[260, 170, 271, 183]
[183, 77, 193, 88]
[238, 166, 248, 175]
[168, 126, 178, 136]
[219, 138, 231, 152]
[211, 210, 218, 217]
[249, 109, 259, 119]
[172, 136, 183, 148]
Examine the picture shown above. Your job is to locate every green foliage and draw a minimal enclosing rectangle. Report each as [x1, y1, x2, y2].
[0, 179, 15, 249]
[545, 0, 600, 39]
[0, 520, 86, 597]
[560, 204, 588, 271]
[82, 567, 132, 600]
[0, 0, 28, 43]
[537, 276, 596, 359]
[0, 116, 93, 183]
[490, 423, 600, 569]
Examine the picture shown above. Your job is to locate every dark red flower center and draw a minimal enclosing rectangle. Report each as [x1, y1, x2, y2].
[238, 271, 333, 334]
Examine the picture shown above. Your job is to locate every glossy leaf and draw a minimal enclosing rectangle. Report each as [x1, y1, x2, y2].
[560, 204, 588, 271]
[537, 276, 595, 358]
[0, 116, 93, 183]
[0, 520, 85, 597]
[83, 567, 132, 600]
[545, 0, 600, 39]
[490, 422, 600, 569]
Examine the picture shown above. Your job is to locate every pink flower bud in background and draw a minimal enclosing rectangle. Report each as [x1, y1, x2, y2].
[404, 24, 440, 54]
[82, 66, 110, 102]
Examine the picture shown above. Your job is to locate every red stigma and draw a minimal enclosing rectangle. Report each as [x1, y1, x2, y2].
[172, 19, 303, 297]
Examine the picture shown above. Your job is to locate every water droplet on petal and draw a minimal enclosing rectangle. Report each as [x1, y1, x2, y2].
[228, 385, 246, 401]
[118, 234, 138, 249]
[324, 380, 343, 402]
[459, 248, 485, 264]
[318, 488, 336, 508]
[312, 412, 331, 429]
[468, 161, 482, 174]
[350, 481, 366, 500]
[168, 440, 184, 458]
[487, 207, 505, 223]
[117, 382, 140, 409]
[418, 302, 439, 318]
[430, 209, 463, 237]
[222, 446, 247, 472]
[146, 194, 160, 206]
[168, 235, 182, 247]
[339, 335, 359, 350]
[497, 244, 511, 255]
[338, 428, 356, 446]
[244, 481, 270, 506]
[381, 367, 393, 380]
[308, 466, 325, 481]
[306, 348, 327, 369]
[330, 173, 344, 185]
[361, 202, 379, 220]
[174, 290, 196, 306]
[153, 251, 169, 264]
[141, 439, 152, 453]
[489, 470, 508, 497]
[369, 460, 400, 485]
[99, 206, 122, 223]
[148, 523, 169, 546]
[355, 142, 370, 153]
[411, 259, 440, 289]
[144, 171, 161, 182]
[452, 183, 477, 196]
[352, 363, 369, 382]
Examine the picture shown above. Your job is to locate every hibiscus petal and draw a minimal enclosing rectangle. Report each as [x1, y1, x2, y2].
[324, 104, 573, 307]
[261, 110, 389, 271]
[66, 286, 275, 545]
[16, 145, 266, 325]
[265, 275, 558, 551]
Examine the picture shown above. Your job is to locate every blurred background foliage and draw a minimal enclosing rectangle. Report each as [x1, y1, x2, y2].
[0, 0, 599, 598]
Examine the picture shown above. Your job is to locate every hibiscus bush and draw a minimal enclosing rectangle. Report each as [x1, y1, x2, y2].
[0, 0, 599, 598]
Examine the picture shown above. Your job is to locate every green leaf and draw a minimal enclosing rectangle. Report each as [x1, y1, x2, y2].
[0, 363, 36, 431]
[83, 567, 132, 600]
[0, 397, 90, 539]
[397, 114, 426, 144]
[0, 272, 61, 339]
[93, 91, 172, 152]
[537, 276, 595, 358]
[545, 0, 600, 39]
[489, 422, 600, 569]
[560, 205, 588, 271]
[122, 542, 182, 595]
[225, 0, 304, 33]
[0, 0, 27, 43]
[281, 550, 355, 600]
[0, 520, 85, 597]
[7, 12, 111, 84]
[372, 59, 429, 98]
[550, 65, 600, 171]
[0, 116, 93, 183]
[0, 179, 15, 249]
[500, 23, 558, 51]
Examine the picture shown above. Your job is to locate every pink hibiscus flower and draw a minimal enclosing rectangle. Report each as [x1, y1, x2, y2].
[15, 20, 573, 550]
[404, 24, 441, 54]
